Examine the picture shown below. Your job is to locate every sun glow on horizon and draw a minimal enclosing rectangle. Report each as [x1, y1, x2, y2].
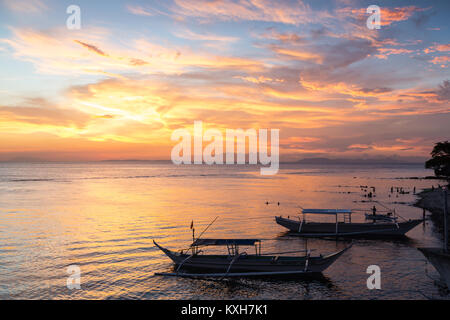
[0, 0, 449, 162]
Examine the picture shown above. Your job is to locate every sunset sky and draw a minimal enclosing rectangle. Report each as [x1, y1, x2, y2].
[0, 0, 449, 162]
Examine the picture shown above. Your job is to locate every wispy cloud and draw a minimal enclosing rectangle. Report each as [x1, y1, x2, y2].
[74, 40, 109, 57]
[2, 27, 263, 76]
[1, 0, 47, 13]
[169, 0, 331, 25]
[174, 29, 238, 42]
[126, 4, 171, 17]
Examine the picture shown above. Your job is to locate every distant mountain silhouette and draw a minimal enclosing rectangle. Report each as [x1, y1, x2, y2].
[295, 157, 424, 165]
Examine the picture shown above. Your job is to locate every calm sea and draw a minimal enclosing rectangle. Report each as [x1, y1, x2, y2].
[0, 162, 447, 299]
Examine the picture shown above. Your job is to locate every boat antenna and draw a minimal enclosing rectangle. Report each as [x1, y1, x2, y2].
[180, 216, 219, 254]
[195, 216, 219, 241]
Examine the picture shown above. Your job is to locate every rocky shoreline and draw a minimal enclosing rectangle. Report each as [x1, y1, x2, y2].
[415, 185, 449, 232]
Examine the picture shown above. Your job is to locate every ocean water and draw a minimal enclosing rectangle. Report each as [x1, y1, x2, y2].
[0, 161, 447, 300]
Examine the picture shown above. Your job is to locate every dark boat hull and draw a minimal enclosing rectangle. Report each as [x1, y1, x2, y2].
[418, 247, 450, 289]
[275, 216, 422, 238]
[153, 241, 350, 274]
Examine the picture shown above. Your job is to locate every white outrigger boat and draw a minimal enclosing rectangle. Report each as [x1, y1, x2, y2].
[153, 238, 351, 278]
[276, 208, 422, 238]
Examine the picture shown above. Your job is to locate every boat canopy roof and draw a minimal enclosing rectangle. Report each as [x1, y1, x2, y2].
[302, 209, 352, 215]
[192, 238, 261, 246]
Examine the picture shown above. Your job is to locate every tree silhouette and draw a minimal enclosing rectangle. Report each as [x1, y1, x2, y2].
[425, 141, 450, 177]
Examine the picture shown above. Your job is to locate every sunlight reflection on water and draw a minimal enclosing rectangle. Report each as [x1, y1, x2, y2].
[0, 162, 446, 299]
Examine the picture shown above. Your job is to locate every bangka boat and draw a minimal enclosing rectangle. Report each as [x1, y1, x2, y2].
[276, 209, 422, 238]
[153, 238, 351, 278]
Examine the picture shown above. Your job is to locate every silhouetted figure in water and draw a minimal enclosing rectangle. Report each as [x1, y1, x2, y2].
[265, 201, 269, 205]
[277, 202, 280, 206]
[413, 187, 416, 194]
[372, 206, 377, 216]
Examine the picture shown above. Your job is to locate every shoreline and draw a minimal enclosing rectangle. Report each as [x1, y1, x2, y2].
[414, 184, 449, 233]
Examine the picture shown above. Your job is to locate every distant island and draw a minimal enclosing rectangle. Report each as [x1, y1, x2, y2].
[101, 159, 172, 163]
[294, 157, 425, 165]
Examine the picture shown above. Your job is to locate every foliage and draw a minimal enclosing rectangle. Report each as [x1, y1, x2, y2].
[425, 141, 450, 177]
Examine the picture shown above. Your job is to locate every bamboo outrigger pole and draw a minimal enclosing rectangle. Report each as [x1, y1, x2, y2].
[196, 216, 219, 241]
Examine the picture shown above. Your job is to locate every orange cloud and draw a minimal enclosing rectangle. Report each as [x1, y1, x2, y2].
[424, 43, 450, 54]
[299, 78, 392, 99]
[381, 6, 424, 25]
[1, 74, 448, 161]
[273, 47, 323, 63]
[375, 47, 414, 59]
[337, 6, 426, 26]
[234, 75, 284, 84]
[430, 56, 450, 68]
[259, 29, 304, 43]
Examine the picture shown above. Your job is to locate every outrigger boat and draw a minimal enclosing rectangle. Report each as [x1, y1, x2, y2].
[153, 238, 351, 278]
[276, 208, 422, 238]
